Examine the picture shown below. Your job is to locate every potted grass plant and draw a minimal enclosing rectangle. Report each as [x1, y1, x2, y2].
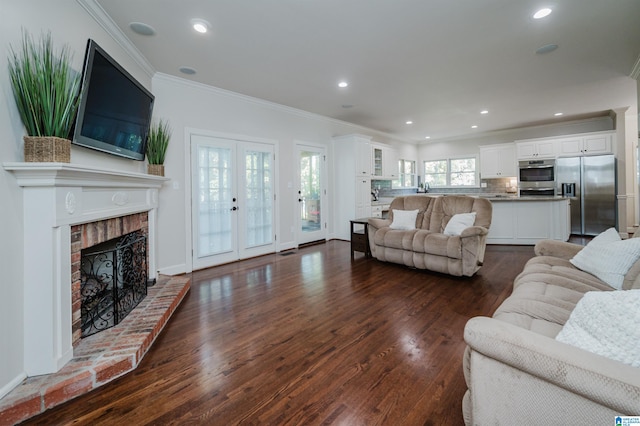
[146, 119, 171, 176]
[8, 30, 81, 162]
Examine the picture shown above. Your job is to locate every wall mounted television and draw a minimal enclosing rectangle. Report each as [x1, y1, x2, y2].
[73, 39, 155, 161]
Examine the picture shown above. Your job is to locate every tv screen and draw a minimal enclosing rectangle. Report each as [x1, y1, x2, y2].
[73, 39, 154, 161]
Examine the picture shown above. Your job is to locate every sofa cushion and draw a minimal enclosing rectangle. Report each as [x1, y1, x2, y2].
[515, 256, 615, 292]
[429, 195, 491, 233]
[412, 230, 462, 258]
[556, 290, 640, 368]
[493, 281, 590, 334]
[443, 212, 476, 236]
[570, 228, 640, 290]
[389, 209, 419, 230]
[373, 227, 418, 250]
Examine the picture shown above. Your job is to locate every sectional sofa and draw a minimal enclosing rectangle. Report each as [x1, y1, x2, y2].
[463, 235, 640, 424]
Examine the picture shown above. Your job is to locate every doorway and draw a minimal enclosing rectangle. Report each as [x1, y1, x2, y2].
[297, 144, 326, 245]
[191, 134, 276, 269]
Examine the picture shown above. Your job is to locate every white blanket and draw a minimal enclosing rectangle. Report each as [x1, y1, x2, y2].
[556, 290, 640, 368]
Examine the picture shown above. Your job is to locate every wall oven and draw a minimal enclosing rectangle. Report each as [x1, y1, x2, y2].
[518, 159, 555, 196]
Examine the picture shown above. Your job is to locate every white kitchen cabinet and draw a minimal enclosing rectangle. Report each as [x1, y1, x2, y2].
[355, 137, 372, 176]
[371, 143, 398, 179]
[371, 203, 390, 218]
[486, 198, 569, 245]
[383, 146, 398, 179]
[333, 134, 374, 240]
[355, 177, 372, 218]
[557, 134, 613, 157]
[516, 140, 557, 160]
[480, 143, 516, 178]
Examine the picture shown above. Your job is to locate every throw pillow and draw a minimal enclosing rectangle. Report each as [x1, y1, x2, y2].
[570, 228, 640, 290]
[443, 212, 476, 236]
[556, 290, 640, 368]
[390, 209, 419, 230]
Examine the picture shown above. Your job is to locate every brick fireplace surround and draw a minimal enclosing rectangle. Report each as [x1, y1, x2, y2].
[1, 163, 191, 424]
[71, 212, 150, 347]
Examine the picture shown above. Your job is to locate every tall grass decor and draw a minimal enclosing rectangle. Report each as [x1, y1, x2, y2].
[146, 119, 171, 176]
[8, 31, 80, 162]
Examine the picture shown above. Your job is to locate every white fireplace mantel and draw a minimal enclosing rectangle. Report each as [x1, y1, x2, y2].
[4, 162, 168, 376]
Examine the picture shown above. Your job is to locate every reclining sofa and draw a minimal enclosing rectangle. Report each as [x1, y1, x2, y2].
[463, 236, 640, 424]
[367, 195, 492, 277]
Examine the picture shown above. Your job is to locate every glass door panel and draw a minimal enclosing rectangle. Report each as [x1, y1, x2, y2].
[191, 135, 276, 270]
[297, 145, 325, 245]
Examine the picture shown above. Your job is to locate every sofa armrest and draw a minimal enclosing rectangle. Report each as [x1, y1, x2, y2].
[460, 225, 488, 238]
[367, 218, 391, 231]
[534, 239, 583, 260]
[464, 316, 640, 415]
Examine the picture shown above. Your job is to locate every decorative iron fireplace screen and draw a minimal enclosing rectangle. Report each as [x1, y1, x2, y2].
[81, 230, 147, 338]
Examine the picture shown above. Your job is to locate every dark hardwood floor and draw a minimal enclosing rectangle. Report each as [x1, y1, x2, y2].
[24, 241, 534, 425]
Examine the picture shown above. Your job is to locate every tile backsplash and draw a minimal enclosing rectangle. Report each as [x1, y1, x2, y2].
[372, 177, 517, 198]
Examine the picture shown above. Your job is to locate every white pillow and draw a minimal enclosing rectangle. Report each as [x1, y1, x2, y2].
[389, 209, 419, 230]
[443, 212, 476, 236]
[570, 228, 640, 290]
[556, 290, 640, 368]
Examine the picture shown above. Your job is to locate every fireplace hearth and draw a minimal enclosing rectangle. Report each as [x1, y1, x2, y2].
[81, 230, 148, 337]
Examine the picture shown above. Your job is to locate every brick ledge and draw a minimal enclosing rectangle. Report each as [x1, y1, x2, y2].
[0, 275, 190, 425]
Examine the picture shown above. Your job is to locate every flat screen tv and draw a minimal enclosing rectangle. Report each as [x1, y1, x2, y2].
[73, 39, 154, 161]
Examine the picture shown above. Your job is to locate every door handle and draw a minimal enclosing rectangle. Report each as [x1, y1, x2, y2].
[298, 198, 302, 202]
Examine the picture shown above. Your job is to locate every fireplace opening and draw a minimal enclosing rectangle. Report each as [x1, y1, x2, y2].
[80, 230, 148, 338]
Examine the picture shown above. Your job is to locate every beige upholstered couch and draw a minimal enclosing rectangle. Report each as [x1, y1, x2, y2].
[463, 238, 640, 425]
[367, 195, 492, 277]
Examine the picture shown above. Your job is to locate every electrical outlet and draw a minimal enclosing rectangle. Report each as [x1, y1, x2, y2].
[481, 182, 487, 188]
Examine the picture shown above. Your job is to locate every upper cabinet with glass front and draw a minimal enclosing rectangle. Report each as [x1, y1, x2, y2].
[371, 143, 398, 179]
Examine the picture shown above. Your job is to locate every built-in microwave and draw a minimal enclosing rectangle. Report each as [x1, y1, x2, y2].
[518, 159, 555, 195]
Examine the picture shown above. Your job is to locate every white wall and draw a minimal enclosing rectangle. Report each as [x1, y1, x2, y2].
[151, 74, 413, 274]
[0, 0, 153, 397]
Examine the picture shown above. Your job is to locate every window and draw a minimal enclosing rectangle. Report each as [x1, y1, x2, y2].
[396, 159, 416, 187]
[424, 156, 477, 187]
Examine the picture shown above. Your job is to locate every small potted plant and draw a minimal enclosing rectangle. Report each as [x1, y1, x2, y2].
[146, 119, 171, 176]
[7, 31, 81, 162]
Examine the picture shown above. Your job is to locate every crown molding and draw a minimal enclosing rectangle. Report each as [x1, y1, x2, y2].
[154, 73, 417, 144]
[631, 54, 640, 80]
[76, 0, 155, 79]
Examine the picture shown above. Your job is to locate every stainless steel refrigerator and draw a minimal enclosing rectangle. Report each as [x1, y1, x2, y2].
[556, 154, 616, 236]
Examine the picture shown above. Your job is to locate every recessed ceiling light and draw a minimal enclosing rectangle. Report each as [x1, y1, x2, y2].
[471, 125, 478, 129]
[536, 44, 559, 54]
[406, 121, 413, 125]
[338, 81, 348, 88]
[425, 136, 431, 139]
[480, 110, 489, 114]
[191, 19, 211, 34]
[179, 66, 197, 75]
[554, 112, 563, 116]
[129, 22, 156, 36]
[533, 8, 552, 19]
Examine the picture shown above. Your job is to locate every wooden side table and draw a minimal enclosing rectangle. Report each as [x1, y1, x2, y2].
[350, 218, 371, 258]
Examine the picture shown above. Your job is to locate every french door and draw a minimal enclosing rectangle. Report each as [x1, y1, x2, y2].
[296, 144, 326, 245]
[191, 134, 275, 269]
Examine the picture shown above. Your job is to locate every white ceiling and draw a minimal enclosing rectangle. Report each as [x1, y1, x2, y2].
[95, 0, 640, 143]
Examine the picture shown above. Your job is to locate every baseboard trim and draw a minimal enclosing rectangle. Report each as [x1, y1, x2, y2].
[0, 372, 27, 400]
[157, 263, 187, 276]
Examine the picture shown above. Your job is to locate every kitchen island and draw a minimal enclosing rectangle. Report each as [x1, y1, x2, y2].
[481, 195, 570, 245]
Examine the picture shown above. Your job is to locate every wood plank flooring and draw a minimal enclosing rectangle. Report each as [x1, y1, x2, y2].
[23, 241, 534, 425]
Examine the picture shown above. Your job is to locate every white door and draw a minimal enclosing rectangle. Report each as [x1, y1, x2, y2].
[297, 145, 326, 245]
[191, 134, 275, 269]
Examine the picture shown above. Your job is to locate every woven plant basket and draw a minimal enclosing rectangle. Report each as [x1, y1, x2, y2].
[23, 136, 71, 163]
[147, 164, 165, 176]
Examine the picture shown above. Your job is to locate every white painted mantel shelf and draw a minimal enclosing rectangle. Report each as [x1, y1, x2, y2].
[4, 162, 168, 377]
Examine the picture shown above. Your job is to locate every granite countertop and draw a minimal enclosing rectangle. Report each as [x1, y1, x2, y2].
[372, 194, 567, 203]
